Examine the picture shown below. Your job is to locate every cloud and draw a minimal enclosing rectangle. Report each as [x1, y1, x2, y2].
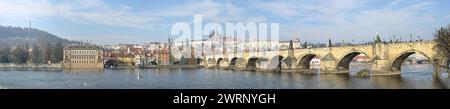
[0, 0, 266, 29]
[0, 0, 157, 29]
[0, 0, 63, 16]
[446, 15, 450, 19]
[155, 0, 265, 23]
[61, 0, 161, 29]
[0, 0, 446, 43]
[265, 0, 439, 42]
[253, 0, 368, 20]
[157, 0, 220, 18]
[254, 1, 298, 18]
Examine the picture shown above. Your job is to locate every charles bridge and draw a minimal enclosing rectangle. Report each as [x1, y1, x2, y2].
[200, 40, 447, 76]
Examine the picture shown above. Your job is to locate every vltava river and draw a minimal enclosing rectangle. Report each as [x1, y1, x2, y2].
[0, 64, 444, 89]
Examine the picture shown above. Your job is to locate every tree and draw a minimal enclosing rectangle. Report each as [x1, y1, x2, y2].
[11, 45, 28, 64]
[0, 46, 11, 63]
[303, 41, 308, 49]
[375, 35, 382, 43]
[328, 38, 332, 47]
[42, 43, 52, 63]
[51, 42, 64, 62]
[31, 43, 42, 63]
[25, 43, 30, 63]
[434, 25, 450, 64]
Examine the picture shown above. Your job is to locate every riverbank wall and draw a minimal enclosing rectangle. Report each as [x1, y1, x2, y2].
[107, 65, 204, 69]
[0, 63, 62, 68]
[434, 65, 450, 89]
[141, 65, 203, 69]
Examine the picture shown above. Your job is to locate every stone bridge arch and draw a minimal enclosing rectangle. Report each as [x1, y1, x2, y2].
[216, 58, 230, 68]
[336, 50, 371, 70]
[390, 50, 432, 71]
[297, 54, 321, 69]
[229, 57, 242, 67]
[105, 59, 120, 68]
[369, 41, 442, 75]
[246, 57, 260, 69]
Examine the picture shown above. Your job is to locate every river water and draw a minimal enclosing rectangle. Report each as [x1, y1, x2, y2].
[0, 64, 444, 89]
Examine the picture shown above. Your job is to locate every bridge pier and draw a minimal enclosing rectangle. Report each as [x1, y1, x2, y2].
[371, 59, 400, 75]
[217, 59, 230, 69]
[319, 53, 345, 73]
[320, 60, 338, 73]
[224, 58, 244, 71]
[202, 59, 217, 68]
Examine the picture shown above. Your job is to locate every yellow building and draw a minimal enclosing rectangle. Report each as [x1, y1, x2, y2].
[63, 45, 104, 69]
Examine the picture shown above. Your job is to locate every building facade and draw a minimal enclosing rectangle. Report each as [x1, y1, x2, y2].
[158, 47, 170, 65]
[63, 45, 104, 69]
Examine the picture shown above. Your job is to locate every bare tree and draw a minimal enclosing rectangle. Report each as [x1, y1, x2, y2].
[31, 43, 42, 63]
[434, 25, 450, 65]
[0, 46, 11, 63]
[11, 45, 28, 64]
[51, 42, 64, 62]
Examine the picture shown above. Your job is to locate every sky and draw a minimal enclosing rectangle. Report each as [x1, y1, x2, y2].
[0, 0, 449, 45]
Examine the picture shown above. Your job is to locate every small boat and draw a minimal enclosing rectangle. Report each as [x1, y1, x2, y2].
[137, 72, 143, 80]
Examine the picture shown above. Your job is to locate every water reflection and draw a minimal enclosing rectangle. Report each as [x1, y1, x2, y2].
[63, 69, 104, 73]
[0, 64, 443, 89]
